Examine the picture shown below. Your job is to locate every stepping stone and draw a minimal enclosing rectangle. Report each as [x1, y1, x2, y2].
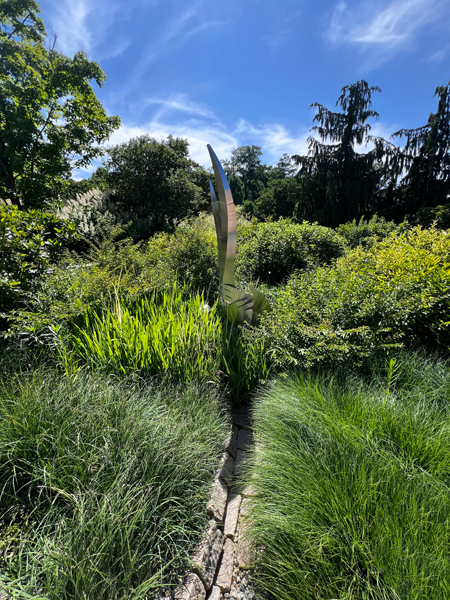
[218, 452, 234, 487]
[206, 478, 228, 522]
[174, 573, 206, 600]
[224, 494, 242, 540]
[215, 538, 235, 593]
[237, 429, 252, 451]
[192, 521, 224, 590]
[232, 407, 252, 430]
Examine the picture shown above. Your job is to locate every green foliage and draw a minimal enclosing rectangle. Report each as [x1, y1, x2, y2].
[7, 217, 220, 346]
[260, 226, 450, 369]
[146, 216, 219, 298]
[60, 286, 222, 383]
[0, 366, 226, 598]
[105, 136, 209, 240]
[0, 0, 120, 208]
[251, 177, 303, 221]
[293, 80, 398, 227]
[219, 318, 271, 404]
[416, 203, 450, 229]
[223, 145, 268, 210]
[0, 206, 78, 317]
[5, 226, 167, 344]
[243, 352, 450, 600]
[336, 215, 405, 249]
[235, 219, 346, 285]
[393, 81, 450, 214]
[55, 188, 118, 239]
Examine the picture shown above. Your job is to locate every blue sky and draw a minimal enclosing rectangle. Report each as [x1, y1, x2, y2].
[38, 0, 450, 176]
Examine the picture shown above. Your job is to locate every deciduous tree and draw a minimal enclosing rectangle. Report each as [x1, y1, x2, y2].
[0, 0, 120, 208]
[105, 135, 209, 239]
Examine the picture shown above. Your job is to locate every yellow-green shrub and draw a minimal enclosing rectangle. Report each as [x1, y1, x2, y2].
[261, 226, 450, 368]
[146, 217, 218, 298]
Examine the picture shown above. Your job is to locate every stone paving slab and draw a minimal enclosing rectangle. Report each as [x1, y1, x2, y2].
[174, 414, 259, 600]
[206, 478, 228, 522]
[218, 452, 235, 487]
[232, 408, 253, 431]
[216, 538, 234, 593]
[234, 449, 246, 477]
[192, 521, 223, 590]
[174, 573, 206, 600]
[237, 429, 252, 451]
[224, 494, 241, 540]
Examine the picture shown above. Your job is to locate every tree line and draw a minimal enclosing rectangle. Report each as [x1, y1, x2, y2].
[1, 0, 449, 236]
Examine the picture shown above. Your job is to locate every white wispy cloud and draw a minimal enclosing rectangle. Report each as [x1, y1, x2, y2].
[326, 0, 448, 66]
[235, 120, 309, 159]
[144, 94, 216, 121]
[429, 43, 450, 62]
[108, 120, 238, 167]
[104, 94, 309, 167]
[73, 92, 398, 179]
[134, 1, 228, 76]
[45, 0, 163, 59]
[48, 0, 94, 55]
[73, 115, 398, 180]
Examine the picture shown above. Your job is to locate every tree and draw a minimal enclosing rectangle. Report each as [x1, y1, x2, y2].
[293, 80, 396, 227]
[392, 82, 450, 214]
[269, 153, 298, 179]
[223, 145, 270, 211]
[252, 177, 304, 221]
[105, 135, 209, 240]
[0, 0, 120, 208]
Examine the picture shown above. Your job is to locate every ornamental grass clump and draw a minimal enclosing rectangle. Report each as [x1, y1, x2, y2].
[0, 367, 227, 599]
[243, 351, 450, 600]
[61, 284, 221, 383]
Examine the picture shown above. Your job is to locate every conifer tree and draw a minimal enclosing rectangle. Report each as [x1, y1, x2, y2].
[293, 80, 395, 227]
[392, 82, 450, 213]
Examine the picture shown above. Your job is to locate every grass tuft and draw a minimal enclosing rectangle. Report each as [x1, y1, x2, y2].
[243, 351, 450, 600]
[60, 285, 222, 383]
[0, 367, 227, 599]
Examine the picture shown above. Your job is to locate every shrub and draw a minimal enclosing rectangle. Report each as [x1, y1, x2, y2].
[0, 367, 226, 598]
[243, 352, 450, 600]
[416, 203, 450, 229]
[336, 214, 405, 249]
[260, 226, 450, 369]
[22, 217, 218, 339]
[147, 216, 219, 298]
[235, 219, 346, 285]
[0, 206, 78, 317]
[4, 226, 172, 345]
[55, 188, 118, 239]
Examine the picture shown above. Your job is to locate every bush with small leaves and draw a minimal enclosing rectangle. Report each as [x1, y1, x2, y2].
[260, 226, 450, 369]
[235, 219, 346, 285]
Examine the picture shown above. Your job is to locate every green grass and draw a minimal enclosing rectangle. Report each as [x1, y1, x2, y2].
[60, 285, 222, 383]
[243, 351, 450, 600]
[0, 366, 227, 599]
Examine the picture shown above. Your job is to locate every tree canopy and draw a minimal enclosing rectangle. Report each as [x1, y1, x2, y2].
[0, 0, 120, 209]
[393, 81, 450, 215]
[293, 81, 397, 227]
[104, 135, 210, 239]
